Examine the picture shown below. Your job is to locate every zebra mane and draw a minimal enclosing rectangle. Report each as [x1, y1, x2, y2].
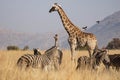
[44, 46, 57, 54]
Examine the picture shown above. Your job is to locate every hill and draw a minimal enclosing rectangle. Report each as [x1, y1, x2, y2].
[0, 10, 120, 49]
[88, 10, 120, 48]
[0, 27, 68, 50]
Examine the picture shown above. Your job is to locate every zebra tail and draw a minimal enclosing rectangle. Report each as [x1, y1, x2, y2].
[17, 57, 23, 67]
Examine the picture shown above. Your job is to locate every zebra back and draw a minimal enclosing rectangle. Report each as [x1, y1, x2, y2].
[109, 54, 120, 70]
[17, 54, 33, 68]
[17, 47, 62, 71]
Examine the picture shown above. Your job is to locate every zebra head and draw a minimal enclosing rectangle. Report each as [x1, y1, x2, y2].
[92, 49, 110, 69]
[33, 48, 41, 55]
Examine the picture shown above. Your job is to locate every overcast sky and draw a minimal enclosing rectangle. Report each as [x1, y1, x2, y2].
[0, 0, 120, 34]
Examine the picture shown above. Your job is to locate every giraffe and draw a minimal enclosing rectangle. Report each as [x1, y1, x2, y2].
[49, 3, 98, 61]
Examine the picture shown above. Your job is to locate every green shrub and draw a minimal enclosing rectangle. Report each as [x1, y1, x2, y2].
[7, 45, 20, 50]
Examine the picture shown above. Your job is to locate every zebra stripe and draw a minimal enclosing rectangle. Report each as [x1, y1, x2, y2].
[17, 47, 62, 71]
[108, 54, 120, 70]
[76, 49, 110, 70]
[76, 56, 90, 70]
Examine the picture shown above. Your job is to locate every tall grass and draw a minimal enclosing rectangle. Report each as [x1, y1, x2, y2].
[0, 50, 120, 80]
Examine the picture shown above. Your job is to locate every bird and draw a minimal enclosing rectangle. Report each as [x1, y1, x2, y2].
[96, 21, 100, 24]
[82, 26, 87, 30]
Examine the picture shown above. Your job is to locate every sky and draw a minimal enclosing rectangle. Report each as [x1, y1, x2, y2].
[0, 0, 120, 34]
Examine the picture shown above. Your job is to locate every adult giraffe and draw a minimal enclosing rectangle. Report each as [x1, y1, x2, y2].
[49, 3, 98, 61]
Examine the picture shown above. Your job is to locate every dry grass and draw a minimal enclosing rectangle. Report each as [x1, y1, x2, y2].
[0, 50, 120, 80]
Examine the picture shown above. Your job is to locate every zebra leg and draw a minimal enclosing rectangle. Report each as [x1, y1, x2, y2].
[54, 63, 59, 70]
[76, 57, 82, 70]
[116, 66, 120, 71]
[76, 63, 80, 70]
[17, 58, 27, 70]
[52, 58, 60, 71]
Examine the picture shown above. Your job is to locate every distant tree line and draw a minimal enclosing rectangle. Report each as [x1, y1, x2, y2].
[6, 38, 120, 50]
[75, 46, 87, 50]
[106, 38, 120, 49]
[7, 45, 29, 50]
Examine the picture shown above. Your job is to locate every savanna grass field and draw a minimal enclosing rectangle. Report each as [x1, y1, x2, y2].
[0, 50, 120, 80]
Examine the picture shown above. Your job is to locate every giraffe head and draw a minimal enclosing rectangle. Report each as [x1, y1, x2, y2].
[49, 3, 61, 13]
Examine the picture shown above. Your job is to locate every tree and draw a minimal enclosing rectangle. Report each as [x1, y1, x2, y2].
[106, 38, 120, 49]
[7, 45, 20, 50]
[23, 45, 29, 50]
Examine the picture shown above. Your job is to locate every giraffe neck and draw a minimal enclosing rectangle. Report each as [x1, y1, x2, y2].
[57, 7, 77, 35]
[55, 39, 58, 47]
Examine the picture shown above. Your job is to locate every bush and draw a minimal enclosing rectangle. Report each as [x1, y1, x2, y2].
[7, 45, 20, 50]
[23, 45, 29, 50]
[106, 38, 120, 49]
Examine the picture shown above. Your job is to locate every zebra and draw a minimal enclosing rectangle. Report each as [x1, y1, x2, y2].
[93, 49, 110, 69]
[17, 34, 63, 71]
[76, 56, 92, 70]
[76, 49, 110, 70]
[44, 34, 63, 66]
[33, 48, 41, 55]
[17, 48, 62, 71]
[108, 54, 120, 70]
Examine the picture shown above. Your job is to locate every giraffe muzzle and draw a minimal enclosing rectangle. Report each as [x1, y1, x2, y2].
[49, 7, 55, 13]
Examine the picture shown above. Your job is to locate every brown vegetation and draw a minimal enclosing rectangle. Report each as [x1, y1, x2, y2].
[0, 50, 120, 80]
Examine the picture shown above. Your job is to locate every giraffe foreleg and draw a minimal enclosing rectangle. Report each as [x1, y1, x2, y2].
[88, 49, 94, 58]
[68, 38, 77, 61]
[71, 44, 76, 61]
